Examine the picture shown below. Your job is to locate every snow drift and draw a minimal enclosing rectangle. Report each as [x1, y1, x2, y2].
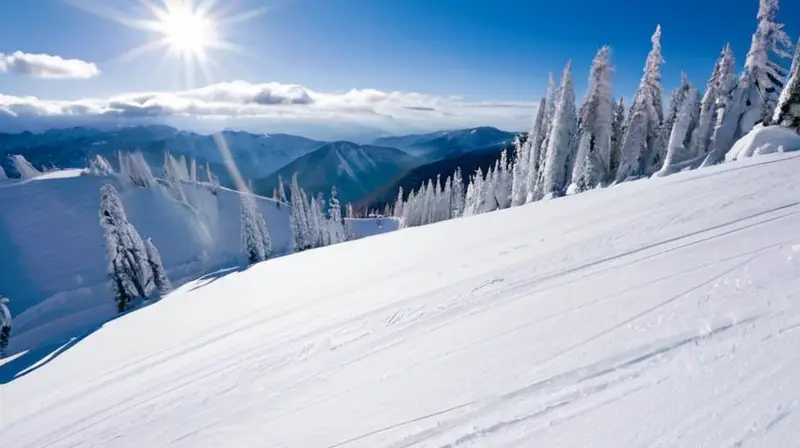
[4, 152, 800, 447]
[726, 125, 800, 162]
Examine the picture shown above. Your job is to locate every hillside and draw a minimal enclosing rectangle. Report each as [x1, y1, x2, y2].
[373, 126, 516, 161]
[0, 126, 324, 185]
[361, 139, 517, 210]
[0, 170, 293, 354]
[4, 152, 800, 446]
[253, 141, 420, 204]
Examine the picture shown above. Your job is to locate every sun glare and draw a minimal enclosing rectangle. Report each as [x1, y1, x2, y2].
[157, 4, 216, 57]
[67, 0, 265, 88]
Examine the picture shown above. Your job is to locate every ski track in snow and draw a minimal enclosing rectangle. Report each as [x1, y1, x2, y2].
[3, 153, 800, 447]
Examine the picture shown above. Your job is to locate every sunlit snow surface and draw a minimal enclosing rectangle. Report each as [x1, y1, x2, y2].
[3, 153, 800, 447]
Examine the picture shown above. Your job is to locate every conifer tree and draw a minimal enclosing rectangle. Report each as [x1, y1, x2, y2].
[691, 45, 732, 156]
[99, 184, 154, 312]
[616, 26, 665, 182]
[703, 46, 739, 166]
[571, 47, 615, 193]
[540, 60, 578, 198]
[772, 42, 800, 131]
[145, 237, 171, 295]
[241, 193, 266, 264]
[740, 0, 793, 128]
[0, 297, 11, 357]
[525, 97, 549, 203]
[610, 97, 627, 176]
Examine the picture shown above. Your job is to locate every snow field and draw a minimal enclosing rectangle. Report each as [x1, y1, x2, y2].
[2, 152, 800, 446]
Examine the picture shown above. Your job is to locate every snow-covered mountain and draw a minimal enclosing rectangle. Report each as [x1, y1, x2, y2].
[4, 150, 800, 447]
[253, 141, 420, 204]
[373, 126, 516, 161]
[0, 125, 325, 184]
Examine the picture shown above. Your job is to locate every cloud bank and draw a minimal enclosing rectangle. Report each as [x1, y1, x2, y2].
[0, 81, 535, 138]
[0, 51, 101, 79]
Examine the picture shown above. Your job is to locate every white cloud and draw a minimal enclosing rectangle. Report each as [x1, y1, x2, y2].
[0, 51, 100, 79]
[0, 80, 535, 136]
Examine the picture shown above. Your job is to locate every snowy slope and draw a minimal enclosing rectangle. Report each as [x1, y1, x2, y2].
[4, 153, 800, 447]
[344, 217, 401, 240]
[0, 171, 292, 353]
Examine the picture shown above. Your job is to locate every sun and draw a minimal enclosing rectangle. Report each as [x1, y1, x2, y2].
[155, 3, 216, 57]
[67, 0, 265, 87]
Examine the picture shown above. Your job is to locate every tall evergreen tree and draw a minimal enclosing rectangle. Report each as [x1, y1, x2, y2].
[703, 46, 740, 166]
[658, 84, 701, 175]
[144, 238, 171, 295]
[525, 97, 549, 203]
[540, 60, 578, 198]
[328, 186, 346, 244]
[570, 47, 615, 193]
[616, 26, 665, 182]
[772, 41, 800, 130]
[451, 167, 465, 217]
[691, 45, 731, 156]
[99, 184, 153, 312]
[739, 0, 793, 128]
[0, 297, 11, 357]
[610, 97, 627, 176]
[290, 173, 310, 252]
[241, 193, 266, 264]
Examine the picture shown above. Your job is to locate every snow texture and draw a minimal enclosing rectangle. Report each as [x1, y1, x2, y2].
[4, 151, 800, 447]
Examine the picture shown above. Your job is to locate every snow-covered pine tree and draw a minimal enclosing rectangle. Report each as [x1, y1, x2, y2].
[328, 186, 346, 244]
[256, 208, 272, 258]
[451, 167, 465, 217]
[616, 26, 665, 182]
[703, 46, 740, 166]
[691, 45, 731, 156]
[289, 173, 310, 252]
[525, 97, 548, 203]
[570, 46, 615, 193]
[510, 135, 529, 207]
[772, 41, 800, 130]
[0, 296, 11, 357]
[540, 60, 578, 198]
[739, 0, 793, 129]
[660, 73, 693, 159]
[610, 97, 627, 176]
[99, 184, 154, 312]
[393, 186, 404, 218]
[540, 73, 559, 157]
[241, 193, 266, 264]
[658, 83, 701, 175]
[190, 158, 198, 183]
[144, 237, 171, 295]
[277, 175, 287, 203]
[87, 154, 114, 176]
[495, 149, 512, 209]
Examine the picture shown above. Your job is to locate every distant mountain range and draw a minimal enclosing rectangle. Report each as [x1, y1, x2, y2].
[0, 125, 518, 207]
[253, 141, 420, 205]
[373, 126, 516, 162]
[0, 125, 324, 185]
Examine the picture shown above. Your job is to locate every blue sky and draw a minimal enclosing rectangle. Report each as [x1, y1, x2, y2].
[0, 0, 797, 138]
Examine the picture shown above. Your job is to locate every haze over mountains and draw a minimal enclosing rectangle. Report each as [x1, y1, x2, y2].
[0, 124, 518, 206]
